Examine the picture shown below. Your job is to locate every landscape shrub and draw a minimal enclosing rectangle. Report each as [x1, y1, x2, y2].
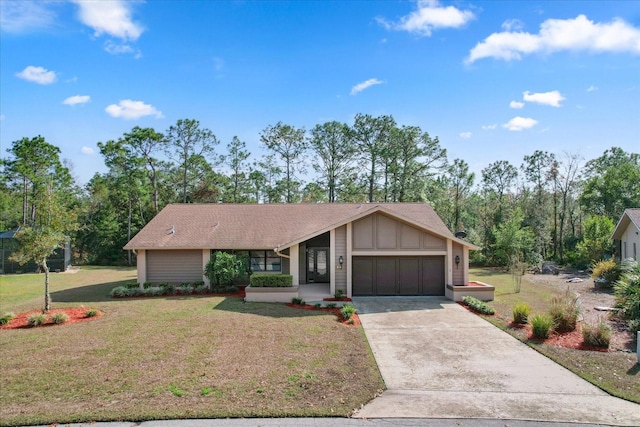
[177, 284, 193, 295]
[204, 252, 243, 290]
[51, 312, 69, 324]
[512, 302, 531, 324]
[334, 289, 345, 300]
[194, 284, 210, 294]
[161, 284, 175, 295]
[591, 259, 619, 288]
[84, 309, 98, 318]
[614, 259, 640, 336]
[125, 282, 140, 289]
[325, 302, 337, 309]
[110, 286, 129, 298]
[291, 297, 305, 305]
[549, 288, 580, 332]
[531, 314, 554, 339]
[0, 312, 15, 325]
[144, 287, 164, 297]
[250, 274, 293, 287]
[461, 296, 495, 315]
[581, 320, 611, 348]
[313, 303, 322, 309]
[340, 304, 356, 320]
[27, 313, 47, 326]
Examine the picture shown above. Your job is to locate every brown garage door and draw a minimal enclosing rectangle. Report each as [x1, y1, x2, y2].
[146, 250, 203, 284]
[352, 256, 444, 296]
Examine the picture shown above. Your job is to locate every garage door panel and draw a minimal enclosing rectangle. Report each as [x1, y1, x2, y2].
[399, 258, 421, 295]
[353, 257, 375, 296]
[376, 258, 397, 295]
[352, 256, 444, 296]
[147, 250, 202, 284]
[422, 257, 445, 296]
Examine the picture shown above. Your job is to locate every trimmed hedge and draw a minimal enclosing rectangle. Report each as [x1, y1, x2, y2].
[461, 295, 495, 315]
[249, 274, 293, 287]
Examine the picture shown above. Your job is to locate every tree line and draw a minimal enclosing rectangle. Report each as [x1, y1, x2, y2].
[1, 114, 639, 269]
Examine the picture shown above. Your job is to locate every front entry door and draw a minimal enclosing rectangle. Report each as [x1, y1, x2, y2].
[307, 248, 329, 283]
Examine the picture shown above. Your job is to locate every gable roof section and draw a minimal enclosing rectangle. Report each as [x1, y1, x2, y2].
[612, 208, 640, 239]
[124, 203, 478, 251]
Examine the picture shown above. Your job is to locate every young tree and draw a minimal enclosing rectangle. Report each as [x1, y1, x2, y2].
[260, 122, 306, 203]
[165, 119, 219, 203]
[7, 137, 78, 312]
[308, 121, 355, 202]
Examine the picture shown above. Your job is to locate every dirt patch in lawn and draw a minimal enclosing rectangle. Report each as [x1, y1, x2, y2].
[525, 270, 634, 351]
[1, 307, 102, 330]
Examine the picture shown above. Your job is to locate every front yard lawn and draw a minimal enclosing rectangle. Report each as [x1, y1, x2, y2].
[470, 268, 640, 404]
[0, 267, 383, 426]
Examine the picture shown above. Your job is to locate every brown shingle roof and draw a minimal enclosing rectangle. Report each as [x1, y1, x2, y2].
[124, 203, 472, 250]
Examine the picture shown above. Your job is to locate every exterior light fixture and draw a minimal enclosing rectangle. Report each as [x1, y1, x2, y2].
[455, 255, 460, 269]
[338, 256, 344, 269]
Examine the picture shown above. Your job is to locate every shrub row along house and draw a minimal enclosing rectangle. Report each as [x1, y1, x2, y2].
[124, 203, 480, 301]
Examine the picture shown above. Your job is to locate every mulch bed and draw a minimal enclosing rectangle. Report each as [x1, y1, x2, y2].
[1, 308, 103, 330]
[518, 322, 610, 352]
[286, 303, 361, 326]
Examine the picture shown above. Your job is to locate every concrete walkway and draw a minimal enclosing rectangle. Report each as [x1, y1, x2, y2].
[352, 297, 640, 426]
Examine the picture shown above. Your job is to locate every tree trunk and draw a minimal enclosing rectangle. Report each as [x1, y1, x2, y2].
[127, 196, 132, 266]
[43, 259, 50, 312]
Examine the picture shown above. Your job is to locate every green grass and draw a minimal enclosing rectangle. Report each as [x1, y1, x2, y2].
[0, 266, 383, 426]
[470, 267, 640, 404]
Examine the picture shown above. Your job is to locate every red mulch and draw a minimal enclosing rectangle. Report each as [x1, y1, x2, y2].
[522, 322, 610, 352]
[286, 303, 361, 326]
[323, 297, 352, 302]
[1, 308, 103, 330]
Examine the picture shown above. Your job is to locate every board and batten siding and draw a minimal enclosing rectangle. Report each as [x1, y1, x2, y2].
[352, 213, 445, 251]
[335, 225, 347, 293]
[146, 250, 203, 284]
[452, 242, 464, 286]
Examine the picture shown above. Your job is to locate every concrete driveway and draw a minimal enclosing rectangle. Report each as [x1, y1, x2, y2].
[352, 297, 640, 426]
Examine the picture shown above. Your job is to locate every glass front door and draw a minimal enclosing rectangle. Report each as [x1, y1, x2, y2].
[307, 248, 329, 283]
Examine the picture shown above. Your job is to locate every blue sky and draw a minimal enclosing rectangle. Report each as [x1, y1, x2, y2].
[1, 0, 639, 185]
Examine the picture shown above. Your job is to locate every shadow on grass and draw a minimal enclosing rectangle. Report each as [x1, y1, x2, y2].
[51, 280, 132, 303]
[627, 363, 640, 375]
[213, 297, 337, 319]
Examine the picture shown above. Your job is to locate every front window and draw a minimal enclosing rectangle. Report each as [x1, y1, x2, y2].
[250, 250, 281, 272]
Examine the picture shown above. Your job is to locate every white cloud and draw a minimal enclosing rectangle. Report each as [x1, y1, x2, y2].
[350, 78, 383, 95]
[501, 19, 524, 32]
[105, 99, 163, 119]
[510, 100, 524, 109]
[481, 124, 497, 130]
[0, 0, 56, 33]
[63, 95, 90, 106]
[71, 0, 143, 41]
[467, 14, 640, 63]
[586, 85, 598, 92]
[459, 132, 472, 139]
[503, 116, 538, 131]
[15, 65, 56, 84]
[523, 90, 565, 107]
[377, 0, 475, 37]
[81, 146, 95, 155]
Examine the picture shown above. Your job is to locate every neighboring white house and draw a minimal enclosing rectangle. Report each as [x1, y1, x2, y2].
[612, 208, 640, 261]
